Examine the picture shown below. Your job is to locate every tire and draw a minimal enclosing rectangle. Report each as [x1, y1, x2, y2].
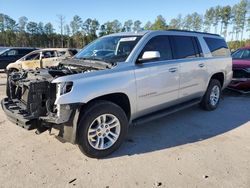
[200, 79, 222, 111]
[77, 100, 128, 158]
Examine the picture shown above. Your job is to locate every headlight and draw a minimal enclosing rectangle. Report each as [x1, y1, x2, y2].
[57, 82, 73, 96]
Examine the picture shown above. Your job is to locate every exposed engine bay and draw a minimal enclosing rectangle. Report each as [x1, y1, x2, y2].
[2, 59, 112, 133]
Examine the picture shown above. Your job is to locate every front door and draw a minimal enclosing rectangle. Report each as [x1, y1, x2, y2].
[134, 35, 180, 117]
[21, 52, 41, 69]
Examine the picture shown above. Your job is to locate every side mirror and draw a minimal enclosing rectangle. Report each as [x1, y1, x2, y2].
[137, 51, 160, 63]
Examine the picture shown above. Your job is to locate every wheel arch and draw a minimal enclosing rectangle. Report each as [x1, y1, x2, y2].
[210, 72, 224, 88]
[80, 92, 131, 121]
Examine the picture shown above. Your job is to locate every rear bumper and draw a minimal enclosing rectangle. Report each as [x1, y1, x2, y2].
[1, 98, 38, 130]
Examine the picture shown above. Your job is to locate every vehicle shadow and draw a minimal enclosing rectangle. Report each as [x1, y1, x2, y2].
[108, 93, 250, 158]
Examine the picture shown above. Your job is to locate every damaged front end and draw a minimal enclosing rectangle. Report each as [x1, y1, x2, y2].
[1, 60, 110, 142]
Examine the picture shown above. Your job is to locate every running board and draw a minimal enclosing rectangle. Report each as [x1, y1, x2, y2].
[132, 98, 201, 126]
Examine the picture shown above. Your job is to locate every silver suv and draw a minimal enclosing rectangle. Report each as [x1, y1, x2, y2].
[2, 30, 232, 158]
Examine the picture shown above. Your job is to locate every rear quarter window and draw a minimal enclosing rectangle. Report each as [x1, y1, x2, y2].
[204, 37, 229, 57]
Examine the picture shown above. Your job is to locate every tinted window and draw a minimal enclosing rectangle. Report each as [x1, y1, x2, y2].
[18, 49, 34, 55]
[193, 37, 203, 57]
[171, 36, 199, 59]
[204, 37, 229, 57]
[140, 35, 172, 61]
[2, 49, 18, 56]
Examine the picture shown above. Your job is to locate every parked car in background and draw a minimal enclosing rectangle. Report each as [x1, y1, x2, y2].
[0, 47, 36, 69]
[228, 46, 250, 91]
[6, 48, 78, 71]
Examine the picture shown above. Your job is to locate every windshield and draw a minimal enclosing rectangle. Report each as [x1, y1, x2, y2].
[0, 49, 8, 55]
[75, 36, 142, 63]
[232, 49, 250, 60]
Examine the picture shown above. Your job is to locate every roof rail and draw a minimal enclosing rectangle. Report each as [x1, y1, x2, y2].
[167, 29, 221, 37]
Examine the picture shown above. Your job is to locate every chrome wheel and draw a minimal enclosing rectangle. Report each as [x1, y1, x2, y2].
[209, 85, 220, 106]
[87, 114, 121, 150]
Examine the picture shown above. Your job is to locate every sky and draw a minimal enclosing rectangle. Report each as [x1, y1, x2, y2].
[0, 0, 244, 33]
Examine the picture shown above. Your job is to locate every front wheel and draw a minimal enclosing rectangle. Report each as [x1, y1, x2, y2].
[200, 79, 222, 111]
[77, 100, 128, 158]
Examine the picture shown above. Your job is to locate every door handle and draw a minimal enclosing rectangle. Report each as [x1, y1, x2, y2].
[198, 63, 205, 68]
[169, 67, 178, 73]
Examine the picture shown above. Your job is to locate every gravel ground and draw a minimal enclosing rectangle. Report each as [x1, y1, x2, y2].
[0, 73, 249, 188]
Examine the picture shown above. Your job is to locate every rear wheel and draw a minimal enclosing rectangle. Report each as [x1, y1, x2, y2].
[200, 79, 222, 111]
[77, 100, 128, 158]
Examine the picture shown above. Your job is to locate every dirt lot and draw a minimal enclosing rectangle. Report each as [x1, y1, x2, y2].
[0, 72, 249, 188]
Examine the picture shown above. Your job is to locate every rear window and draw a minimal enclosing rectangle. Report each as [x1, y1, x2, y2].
[204, 37, 229, 57]
[171, 36, 202, 59]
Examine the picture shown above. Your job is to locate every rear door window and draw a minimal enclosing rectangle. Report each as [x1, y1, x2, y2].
[57, 51, 66, 57]
[42, 51, 57, 59]
[170, 36, 201, 59]
[204, 37, 229, 57]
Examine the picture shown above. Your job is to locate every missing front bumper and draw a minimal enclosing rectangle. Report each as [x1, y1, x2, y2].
[1, 98, 38, 130]
[1, 97, 80, 143]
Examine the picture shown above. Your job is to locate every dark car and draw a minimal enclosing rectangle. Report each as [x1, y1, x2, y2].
[228, 46, 250, 91]
[0, 47, 37, 69]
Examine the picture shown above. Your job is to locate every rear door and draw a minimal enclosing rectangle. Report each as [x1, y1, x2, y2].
[170, 35, 208, 100]
[134, 35, 180, 116]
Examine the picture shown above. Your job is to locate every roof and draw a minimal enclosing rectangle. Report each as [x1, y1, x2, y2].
[166, 29, 221, 37]
[105, 30, 150, 37]
[105, 30, 223, 39]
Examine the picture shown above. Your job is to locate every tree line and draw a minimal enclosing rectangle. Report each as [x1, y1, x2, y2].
[0, 0, 249, 49]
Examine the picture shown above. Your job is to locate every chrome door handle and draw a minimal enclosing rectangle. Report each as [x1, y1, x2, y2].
[198, 63, 205, 68]
[169, 67, 177, 73]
